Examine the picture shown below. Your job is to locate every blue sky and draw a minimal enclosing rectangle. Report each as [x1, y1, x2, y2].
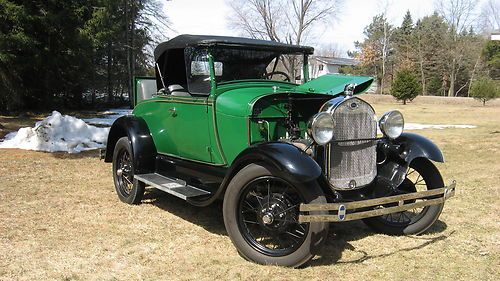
[162, 0, 479, 56]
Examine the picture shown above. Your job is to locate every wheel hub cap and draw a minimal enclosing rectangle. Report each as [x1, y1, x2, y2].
[262, 213, 274, 225]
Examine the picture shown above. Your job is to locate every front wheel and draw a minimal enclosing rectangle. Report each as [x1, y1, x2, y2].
[223, 164, 329, 267]
[363, 158, 445, 235]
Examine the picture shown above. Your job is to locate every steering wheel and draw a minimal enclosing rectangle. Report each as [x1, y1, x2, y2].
[264, 71, 291, 82]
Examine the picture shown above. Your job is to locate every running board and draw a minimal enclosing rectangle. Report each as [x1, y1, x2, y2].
[134, 173, 210, 200]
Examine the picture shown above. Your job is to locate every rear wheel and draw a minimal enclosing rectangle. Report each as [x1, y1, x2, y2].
[363, 158, 444, 235]
[112, 137, 145, 204]
[223, 164, 329, 267]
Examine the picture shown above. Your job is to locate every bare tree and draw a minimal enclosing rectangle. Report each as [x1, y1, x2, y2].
[479, 0, 500, 34]
[436, 0, 479, 34]
[316, 43, 343, 57]
[228, 0, 284, 41]
[228, 0, 343, 78]
[436, 0, 479, 97]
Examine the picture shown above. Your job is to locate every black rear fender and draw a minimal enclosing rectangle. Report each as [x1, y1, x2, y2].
[104, 115, 156, 174]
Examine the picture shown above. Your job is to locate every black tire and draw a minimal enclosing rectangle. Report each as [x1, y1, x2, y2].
[223, 164, 329, 267]
[363, 158, 444, 235]
[112, 137, 145, 204]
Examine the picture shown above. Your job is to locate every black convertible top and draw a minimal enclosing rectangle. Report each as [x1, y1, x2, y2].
[154, 34, 314, 61]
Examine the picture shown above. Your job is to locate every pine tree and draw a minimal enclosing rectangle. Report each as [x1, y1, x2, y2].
[470, 76, 499, 105]
[391, 69, 421, 105]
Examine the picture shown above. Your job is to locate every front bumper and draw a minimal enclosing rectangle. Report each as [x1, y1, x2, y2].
[298, 181, 456, 223]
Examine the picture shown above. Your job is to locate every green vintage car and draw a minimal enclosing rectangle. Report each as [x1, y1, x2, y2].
[104, 34, 455, 267]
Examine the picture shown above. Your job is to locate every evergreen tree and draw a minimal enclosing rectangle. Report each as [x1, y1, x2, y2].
[351, 14, 395, 94]
[0, 0, 168, 112]
[391, 69, 421, 105]
[414, 13, 449, 96]
[395, 11, 415, 69]
[470, 76, 499, 105]
[482, 40, 500, 80]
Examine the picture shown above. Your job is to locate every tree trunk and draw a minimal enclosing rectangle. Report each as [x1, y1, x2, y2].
[107, 40, 113, 103]
[448, 60, 456, 97]
[419, 54, 426, 95]
[130, 1, 136, 108]
[467, 55, 481, 97]
[125, 0, 132, 105]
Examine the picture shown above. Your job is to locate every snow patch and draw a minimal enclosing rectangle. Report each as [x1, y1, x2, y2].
[83, 108, 132, 126]
[0, 111, 109, 153]
[405, 123, 476, 130]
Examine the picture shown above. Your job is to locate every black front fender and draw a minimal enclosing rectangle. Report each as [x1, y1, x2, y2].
[190, 142, 324, 207]
[228, 142, 323, 184]
[397, 132, 444, 163]
[104, 115, 156, 174]
[376, 133, 444, 189]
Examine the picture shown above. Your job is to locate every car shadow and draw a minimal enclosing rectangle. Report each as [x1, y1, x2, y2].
[142, 189, 450, 265]
[310, 220, 450, 266]
[142, 188, 227, 236]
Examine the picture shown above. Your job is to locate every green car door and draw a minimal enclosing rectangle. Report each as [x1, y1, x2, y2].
[133, 95, 213, 163]
[168, 96, 213, 163]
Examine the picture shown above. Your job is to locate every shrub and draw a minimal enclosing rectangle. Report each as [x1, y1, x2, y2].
[470, 77, 500, 106]
[391, 69, 421, 104]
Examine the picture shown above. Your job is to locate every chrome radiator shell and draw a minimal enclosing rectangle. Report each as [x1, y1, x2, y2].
[320, 97, 377, 190]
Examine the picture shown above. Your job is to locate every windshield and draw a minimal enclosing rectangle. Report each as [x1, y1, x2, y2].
[211, 48, 305, 84]
[184, 47, 306, 94]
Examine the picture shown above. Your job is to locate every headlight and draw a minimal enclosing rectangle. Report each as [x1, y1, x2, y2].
[379, 110, 404, 139]
[307, 112, 334, 145]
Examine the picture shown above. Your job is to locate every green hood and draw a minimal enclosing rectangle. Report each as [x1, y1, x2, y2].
[215, 75, 373, 117]
[296, 74, 374, 95]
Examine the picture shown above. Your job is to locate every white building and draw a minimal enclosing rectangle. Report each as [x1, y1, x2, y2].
[309, 56, 359, 78]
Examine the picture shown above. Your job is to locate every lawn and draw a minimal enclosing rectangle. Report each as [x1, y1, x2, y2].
[0, 96, 499, 280]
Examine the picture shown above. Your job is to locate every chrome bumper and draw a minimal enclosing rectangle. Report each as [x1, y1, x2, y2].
[298, 181, 456, 223]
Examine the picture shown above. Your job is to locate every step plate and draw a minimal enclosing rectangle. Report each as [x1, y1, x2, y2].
[134, 173, 210, 200]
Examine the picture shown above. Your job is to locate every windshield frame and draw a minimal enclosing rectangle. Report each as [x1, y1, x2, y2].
[204, 47, 310, 95]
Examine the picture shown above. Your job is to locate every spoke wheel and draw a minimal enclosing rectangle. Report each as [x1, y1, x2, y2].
[112, 137, 145, 204]
[238, 176, 309, 257]
[223, 164, 328, 267]
[363, 158, 445, 235]
[116, 149, 134, 196]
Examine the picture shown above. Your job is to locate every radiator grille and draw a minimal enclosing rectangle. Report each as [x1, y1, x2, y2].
[328, 98, 377, 189]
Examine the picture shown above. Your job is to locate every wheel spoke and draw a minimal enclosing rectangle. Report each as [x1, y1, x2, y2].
[243, 219, 259, 225]
[267, 179, 271, 207]
[123, 176, 133, 185]
[285, 231, 302, 240]
[274, 203, 300, 216]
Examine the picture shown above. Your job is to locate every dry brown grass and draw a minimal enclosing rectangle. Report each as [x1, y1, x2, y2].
[1, 98, 499, 280]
